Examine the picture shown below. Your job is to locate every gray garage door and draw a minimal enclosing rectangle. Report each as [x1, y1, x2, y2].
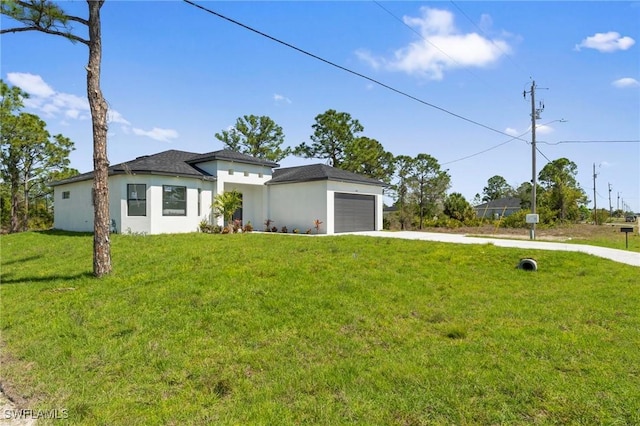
[334, 193, 375, 233]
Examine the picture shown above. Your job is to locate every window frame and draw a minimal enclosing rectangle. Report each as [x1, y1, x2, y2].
[162, 185, 187, 216]
[197, 188, 202, 216]
[127, 184, 147, 216]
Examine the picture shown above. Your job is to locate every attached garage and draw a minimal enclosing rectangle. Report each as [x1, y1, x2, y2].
[334, 193, 375, 233]
[266, 163, 385, 234]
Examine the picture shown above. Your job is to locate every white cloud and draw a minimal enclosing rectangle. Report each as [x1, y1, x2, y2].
[65, 109, 81, 119]
[535, 124, 554, 135]
[108, 109, 131, 125]
[505, 127, 519, 136]
[5, 72, 179, 141]
[273, 93, 292, 104]
[612, 77, 640, 88]
[357, 7, 511, 80]
[575, 32, 635, 53]
[53, 92, 88, 110]
[6, 72, 55, 97]
[132, 127, 179, 142]
[355, 49, 382, 70]
[5, 72, 90, 119]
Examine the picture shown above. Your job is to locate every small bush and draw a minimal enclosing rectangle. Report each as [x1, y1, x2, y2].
[281, 226, 288, 233]
[243, 222, 254, 233]
[271, 226, 278, 233]
[199, 220, 214, 233]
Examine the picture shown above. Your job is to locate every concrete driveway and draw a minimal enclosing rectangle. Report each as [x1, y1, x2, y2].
[341, 231, 640, 267]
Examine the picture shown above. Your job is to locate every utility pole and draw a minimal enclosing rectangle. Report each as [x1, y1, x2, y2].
[608, 183, 612, 216]
[524, 81, 543, 240]
[531, 82, 537, 239]
[593, 163, 597, 224]
[617, 192, 620, 211]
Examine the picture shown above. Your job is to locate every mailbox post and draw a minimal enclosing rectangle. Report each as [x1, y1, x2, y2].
[620, 227, 633, 249]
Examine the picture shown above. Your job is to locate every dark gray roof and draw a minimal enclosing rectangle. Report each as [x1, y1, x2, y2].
[50, 149, 278, 186]
[474, 196, 522, 210]
[267, 164, 386, 187]
[187, 149, 279, 168]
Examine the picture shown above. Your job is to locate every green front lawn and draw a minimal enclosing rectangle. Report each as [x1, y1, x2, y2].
[1, 231, 639, 425]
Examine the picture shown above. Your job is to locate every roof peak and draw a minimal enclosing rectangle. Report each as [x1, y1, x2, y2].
[269, 163, 386, 186]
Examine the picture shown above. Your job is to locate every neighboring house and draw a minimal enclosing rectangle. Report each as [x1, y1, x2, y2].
[473, 196, 522, 219]
[50, 149, 385, 235]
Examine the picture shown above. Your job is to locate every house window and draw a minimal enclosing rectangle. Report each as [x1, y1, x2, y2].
[128, 184, 147, 216]
[62, 191, 70, 199]
[163, 185, 186, 216]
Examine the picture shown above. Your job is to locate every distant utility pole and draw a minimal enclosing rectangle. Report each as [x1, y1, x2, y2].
[593, 163, 597, 224]
[617, 192, 620, 210]
[608, 183, 612, 216]
[524, 80, 544, 240]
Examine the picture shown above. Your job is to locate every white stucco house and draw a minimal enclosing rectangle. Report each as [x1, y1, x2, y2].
[50, 149, 385, 235]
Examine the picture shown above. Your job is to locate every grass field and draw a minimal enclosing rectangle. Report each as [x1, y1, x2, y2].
[1, 231, 639, 425]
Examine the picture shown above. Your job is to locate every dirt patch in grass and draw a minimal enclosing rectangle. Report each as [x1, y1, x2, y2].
[0, 344, 39, 425]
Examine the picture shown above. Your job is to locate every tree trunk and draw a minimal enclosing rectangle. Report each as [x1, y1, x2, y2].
[23, 179, 28, 231]
[87, 0, 111, 277]
[10, 181, 20, 233]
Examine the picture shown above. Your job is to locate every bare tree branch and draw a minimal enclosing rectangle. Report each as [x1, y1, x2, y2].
[65, 14, 89, 26]
[2, 0, 89, 43]
[0, 25, 89, 44]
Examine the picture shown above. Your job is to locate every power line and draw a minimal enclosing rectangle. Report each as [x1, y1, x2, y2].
[182, 0, 529, 143]
[442, 131, 528, 165]
[538, 140, 640, 145]
[536, 146, 553, 164]
[443, 118, 574, 165]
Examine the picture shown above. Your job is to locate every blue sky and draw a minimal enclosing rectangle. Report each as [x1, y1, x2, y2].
[2, 1, 639, 211]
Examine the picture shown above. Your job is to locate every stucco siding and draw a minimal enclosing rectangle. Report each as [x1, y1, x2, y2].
[267, 181, 328, 233]
[145, 176, 214, 234]
[198, 160, 272, 185]
[53, 180, 94, 232]
[54, 175, 215, 235]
